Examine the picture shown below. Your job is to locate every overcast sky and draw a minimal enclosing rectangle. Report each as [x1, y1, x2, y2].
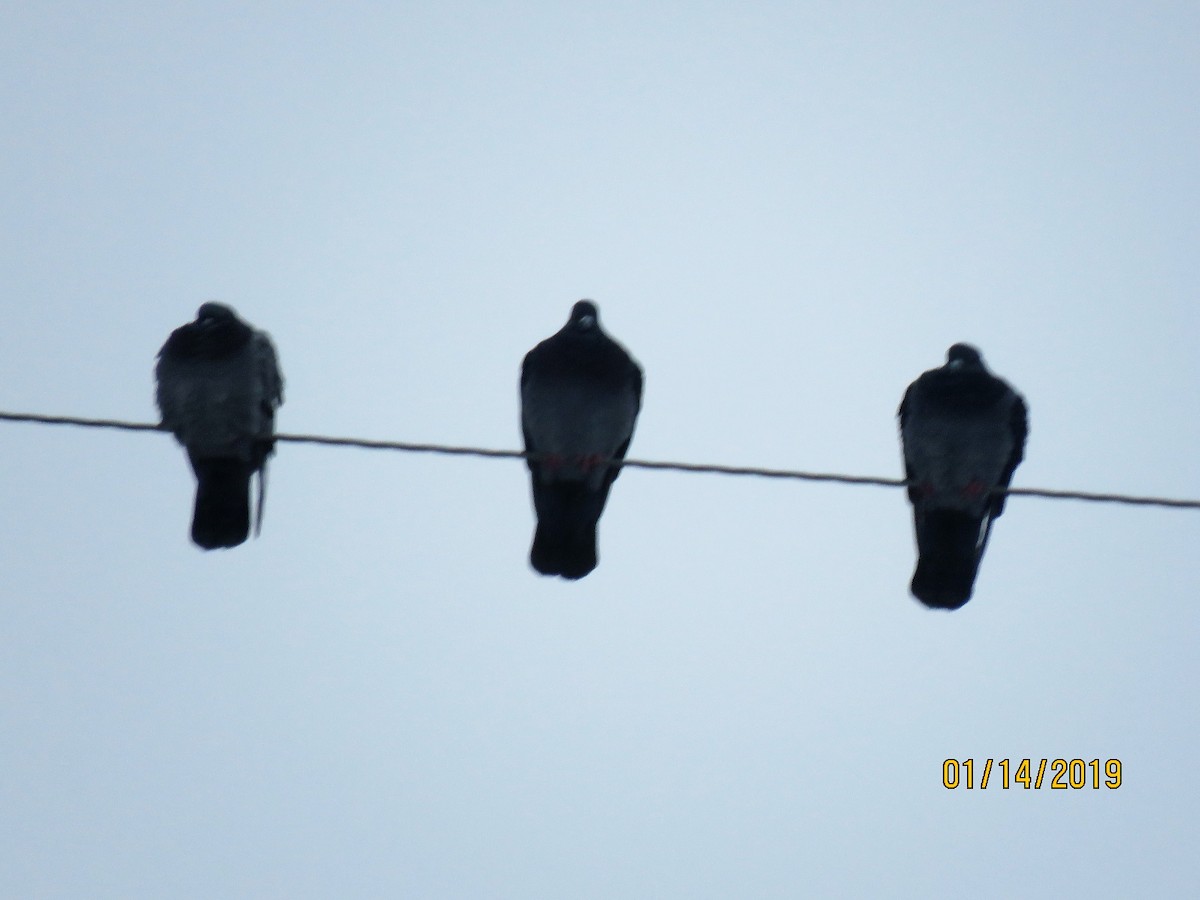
[2, 2, 1198, 897]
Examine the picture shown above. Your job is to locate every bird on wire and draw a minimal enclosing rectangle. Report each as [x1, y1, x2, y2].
[898, 343, 1028, 609]
[520, 300, 643, 579]
[155, 303, 284, 549]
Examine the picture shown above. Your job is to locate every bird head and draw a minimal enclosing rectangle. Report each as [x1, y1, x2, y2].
[196, 302, 238, 324]
[946, 343, 984, 370]
[569, 300, 600, 332]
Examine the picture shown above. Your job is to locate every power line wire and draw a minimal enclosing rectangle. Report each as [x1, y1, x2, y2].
[2, 409, 1198, 510]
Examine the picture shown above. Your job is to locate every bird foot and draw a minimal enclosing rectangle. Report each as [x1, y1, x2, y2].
[578, 453, 607, 472]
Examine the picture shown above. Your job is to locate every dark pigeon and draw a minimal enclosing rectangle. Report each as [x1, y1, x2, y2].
[898, 344, 1027, 609]
[520, 300, 643, 579]
[155, 303, 284, 549]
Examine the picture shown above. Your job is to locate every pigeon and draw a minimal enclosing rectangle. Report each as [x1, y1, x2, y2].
[155, 303, 284, 549]
[520, 300, 643, 579]
[898, 343, 1028, 609]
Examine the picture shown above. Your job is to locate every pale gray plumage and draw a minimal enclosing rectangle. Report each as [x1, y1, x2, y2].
[156, 303, 283, 549]
[898, 344, 1027, 609]
[520, 300, 643, 579]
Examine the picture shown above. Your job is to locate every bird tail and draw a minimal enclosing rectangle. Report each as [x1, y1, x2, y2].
[910, 508, 989, 609]
[530, 481, 609, 579]
[190, 457, 253, 549]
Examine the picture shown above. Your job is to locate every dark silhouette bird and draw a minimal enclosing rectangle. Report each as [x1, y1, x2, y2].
[898, 344, 1027, 609]
[156, 303, 284, 549]
[520, 301, 643, 579]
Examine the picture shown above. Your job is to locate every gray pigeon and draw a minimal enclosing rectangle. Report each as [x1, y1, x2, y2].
[898, 344, 1027, 609]
[155, 303, 284, 549]
[520, 300, 643, 579]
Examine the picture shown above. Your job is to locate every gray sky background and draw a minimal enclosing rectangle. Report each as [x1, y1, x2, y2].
[2, 2, 1198, 897]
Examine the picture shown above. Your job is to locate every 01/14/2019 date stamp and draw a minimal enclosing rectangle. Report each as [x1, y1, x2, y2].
[943, 758, 1122, 790]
